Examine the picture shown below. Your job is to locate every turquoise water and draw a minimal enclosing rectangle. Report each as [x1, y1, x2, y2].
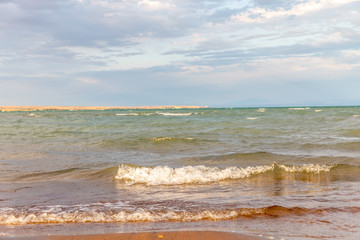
[1, 107, 360, 239]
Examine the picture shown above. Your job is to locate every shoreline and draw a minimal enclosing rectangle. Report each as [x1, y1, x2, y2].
[7, 231, 267, 240]
[0, 106, 207, 112]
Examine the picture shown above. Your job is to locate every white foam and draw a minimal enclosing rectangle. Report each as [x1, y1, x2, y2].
[115, 113, 139, 116]
[278, 163, 333, 173]
[115, 165, 274, 185]
[115, 163, 335, 186]
[257, 108, 266, 112]
[288, 108, 310, 110]
[152, 137, 172, 141]
[246, 117, 258, 120]
[157, 112, 192, 116]
[152, 137, 194, 142]
[0, 208, 260, 225]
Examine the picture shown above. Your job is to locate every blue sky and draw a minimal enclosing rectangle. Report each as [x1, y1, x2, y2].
[1, 0, 360, 107]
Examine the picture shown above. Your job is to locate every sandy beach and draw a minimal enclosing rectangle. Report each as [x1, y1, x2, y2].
[0, 106, 207, 112]
[10, 231, 267, 240]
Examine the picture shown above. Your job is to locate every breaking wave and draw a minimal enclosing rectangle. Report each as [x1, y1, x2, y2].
[115, 112, 198, 116]
[115, 163, 335, 186]
[2, 203, 357, 225]
[156, 112, 193, 116]
[11, 163, 359, 184]
[151, 137, 194, 142]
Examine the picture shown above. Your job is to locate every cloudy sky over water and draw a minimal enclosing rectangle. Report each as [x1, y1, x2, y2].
[1, 0, 360, 107]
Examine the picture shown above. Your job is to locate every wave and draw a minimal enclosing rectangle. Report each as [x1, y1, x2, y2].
[157, 112, 193, 116]
[114, 163, 336, 186]
[116, 113, 142, 116]
[300, 141, 360, 152]
[344, 128, 360, 137]
[13, 168, 84, 182]
[288, 108, 311, 110]
[1, 203, 358, 225]
[12, 166, 118, 182]
[181, 152, 288, 166]
[115, 112, 198, 116]
[115, 113, 153, 116]
[10, 163, 360, 184]
[152, 137, 194, 142]
[100, 136, 210, 152]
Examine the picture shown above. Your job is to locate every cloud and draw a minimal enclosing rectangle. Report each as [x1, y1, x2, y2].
[231, 0, 360, 23]
[0, 2, 22, 24]
[1, 0, 360, 106]
[253, 0, 293, 9]
[138, 0, 175, 10]
[77, 77, 99, 85]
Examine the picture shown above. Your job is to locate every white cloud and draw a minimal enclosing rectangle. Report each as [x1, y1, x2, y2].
[176, 53, 360, 88]
[0, 2, 23, 25]
[253, 56, 359, 73]
[181, 65, 213, 73]
[25, 73, 61, 78]
[343, 50, 360, 58]
[173, 34, 207, 46]
[77, 77, 99, 84]
[231, 0, 360, 23]
[312, 32, 348, 45]
[138, 0, 175, 10]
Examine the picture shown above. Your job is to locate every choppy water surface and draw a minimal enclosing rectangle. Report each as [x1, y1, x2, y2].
[1, 107, 360, 239]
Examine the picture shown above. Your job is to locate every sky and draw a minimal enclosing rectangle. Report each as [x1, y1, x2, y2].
[0, 0, 360, 107]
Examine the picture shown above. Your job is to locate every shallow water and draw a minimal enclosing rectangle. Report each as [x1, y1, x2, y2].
[1, 107, 360, 239]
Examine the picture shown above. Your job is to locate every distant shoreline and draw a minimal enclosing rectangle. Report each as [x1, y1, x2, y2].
[1, 105, 359, 112]
[0, 106, 208, 112]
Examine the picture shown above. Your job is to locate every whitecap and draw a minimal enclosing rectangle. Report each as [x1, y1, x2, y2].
[152, 137, 172, 142]
[277, 163, 333, 174]
[152, 137, 194, 142]
[115, 164, 274, 186]
[115, 163, 335, 186]
[0, 208, 243, 224]
[115, 113, 139, 116]
[157, 112, 192, 116]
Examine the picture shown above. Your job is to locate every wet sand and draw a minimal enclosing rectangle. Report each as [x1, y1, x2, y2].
[7, 231, 267, 240]
[0, 106, 207, 112]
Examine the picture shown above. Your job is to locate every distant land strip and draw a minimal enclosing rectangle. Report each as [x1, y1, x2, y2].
[0, 106, 208, 112]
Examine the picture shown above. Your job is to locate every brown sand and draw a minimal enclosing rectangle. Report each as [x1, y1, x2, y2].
[8, 231, 267, 240]
[0, 106, 207, 112]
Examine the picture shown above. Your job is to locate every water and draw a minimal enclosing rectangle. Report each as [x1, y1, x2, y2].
[1, 107, 360, 239]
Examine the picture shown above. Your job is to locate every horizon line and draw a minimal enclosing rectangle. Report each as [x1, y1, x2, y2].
[1, 104, 360, 112]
